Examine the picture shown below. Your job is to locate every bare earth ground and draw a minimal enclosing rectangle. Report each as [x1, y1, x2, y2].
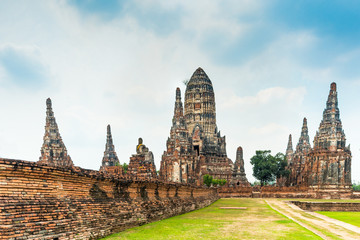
[266, 199, 360, 240]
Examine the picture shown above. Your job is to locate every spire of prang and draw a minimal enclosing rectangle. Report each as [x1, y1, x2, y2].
[174, 87, 184, 119]
[285, 134, 294, 165]
[233, 146, 250, 186]
[296, 118, 311, 153]
[286, 134, 293, 155]
[38, 98, 73, 167]
[313, 82, 347, 151]
[101, 124, 120, 167]
[235, 146, 245, 172]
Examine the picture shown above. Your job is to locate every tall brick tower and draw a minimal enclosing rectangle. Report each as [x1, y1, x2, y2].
[160, 88, 197, 183]
[232, 147, 250, 186]
[160, 68, 244, 186]
[99, 125, 123, 176]
[38, 98, 73, 167]
[285, 134, 294, 165]
[101, 125, 120, 167]
[184, 67, 226, 157]
[288, 118, 311, 186]
[308, 83, 352, 197]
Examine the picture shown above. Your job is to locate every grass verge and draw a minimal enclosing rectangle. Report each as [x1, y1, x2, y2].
[316, 211, 360, 227]
[101, 198, 321, 240]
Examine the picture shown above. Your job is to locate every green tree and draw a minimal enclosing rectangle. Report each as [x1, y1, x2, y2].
[250, 150, 288, 186]
[122, 162, 128, 174]
[274, 152, 290, 179]
[353, 182, 360, 191]
[203, 174, 213, 187]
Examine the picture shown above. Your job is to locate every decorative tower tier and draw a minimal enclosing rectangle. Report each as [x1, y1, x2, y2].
[160, 88, 197, 183]
[232, 147, 250, 186]
[313, 83, 346, 151]
[285, 134, 294, 165]
[99, 125, 123, 176]
[38, 98, 73, 168]
[184, 67, 226, 157]
[288, 118, 311, 186]
[307, 83, 352, 194]
[296, 118, 311, 154]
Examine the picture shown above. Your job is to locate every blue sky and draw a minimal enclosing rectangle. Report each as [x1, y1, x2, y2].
[0, 0, 359, 183]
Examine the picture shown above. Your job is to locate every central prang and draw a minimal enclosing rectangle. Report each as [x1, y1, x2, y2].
[159, 67, 249, 187]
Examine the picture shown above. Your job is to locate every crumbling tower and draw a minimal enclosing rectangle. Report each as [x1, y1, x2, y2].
[160, 68, 240, 186]
[160, 88, 197, 183]
[232, 147, 250, 186]
[38, 98, 73, 167]
[184, 67, 226, 157]
[99, 125, 123, 176]
[307, 83, 352, 197]
[285, 134, 294, 165]
[289, 118, 311, 186]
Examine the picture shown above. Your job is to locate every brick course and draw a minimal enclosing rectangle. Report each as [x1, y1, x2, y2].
[0, 158, 218, 240]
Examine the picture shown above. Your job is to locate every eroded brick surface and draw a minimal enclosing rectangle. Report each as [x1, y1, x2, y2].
[159, 68, 249, 186]
[0, 158, 218, 240]
[283, 83, 352, 199]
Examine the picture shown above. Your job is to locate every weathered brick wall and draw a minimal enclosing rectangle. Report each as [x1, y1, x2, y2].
[260, 186, 315, 198]
[217, 187, 253, 198]
[218, 185, 355, 199]
[291, 201, 360, 211]
[0, 158, 219, 240]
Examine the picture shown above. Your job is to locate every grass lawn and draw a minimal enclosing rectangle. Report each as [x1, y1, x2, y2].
[316, 211, 360, 227]
[294, 199, 360, 202]
[101, 198, 321, 240]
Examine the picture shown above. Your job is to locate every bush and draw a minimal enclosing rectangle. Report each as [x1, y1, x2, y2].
[353, 182, 360, 191]
[203, 174, 213, 187]
[203, 174, 227, 187]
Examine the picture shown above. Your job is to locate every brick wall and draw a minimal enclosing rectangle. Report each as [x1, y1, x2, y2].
[291, 201, 360, 211]
[0, 158, 218, 240]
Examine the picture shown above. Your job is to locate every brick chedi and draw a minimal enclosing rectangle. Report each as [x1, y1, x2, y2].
[307, 83, 351, 193]
[288, 118, 311, 186]
[285, 134, 294, 165]
[184, 67, 226, 157]
[232, 147, 250, 186]
[128, 138, 157, 180]
[160, 68, 249, 186]
[160, 88, 198, 183]
[99, 124, 124, 176]
[284, 83, 352, 198]
[38, 98, 73, 167]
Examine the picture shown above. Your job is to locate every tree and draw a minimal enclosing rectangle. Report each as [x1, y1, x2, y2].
[203, 174, 227, 187]
[203, 174, 213, 187]
[250, 150, 289, 186]
[122, 163, 128, 174]
[274, 152, 290, 179]
[353, 182, 360, 191]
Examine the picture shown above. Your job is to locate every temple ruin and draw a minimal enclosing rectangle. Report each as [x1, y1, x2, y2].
[99, 124, 124, 176]
[38, 98, 73, 168]
[159, 68, 250, 186]
[285, 82, 352, 197]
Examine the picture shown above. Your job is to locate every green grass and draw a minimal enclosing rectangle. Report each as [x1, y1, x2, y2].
[294, 199, 360, 202]
[316, 211, 360, 227]
[101, 198, 321, 240]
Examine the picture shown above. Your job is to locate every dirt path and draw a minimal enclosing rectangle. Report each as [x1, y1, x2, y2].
[266, 199, 360, 240]
[288, 202, 360, 235]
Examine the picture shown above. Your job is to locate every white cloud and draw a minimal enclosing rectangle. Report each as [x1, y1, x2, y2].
[0, 0, 359, 183]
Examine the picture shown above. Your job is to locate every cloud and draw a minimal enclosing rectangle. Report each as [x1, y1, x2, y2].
[0, 44, 49, 89]
[0, 0, 359, 183]
[220, 86, 306, 109]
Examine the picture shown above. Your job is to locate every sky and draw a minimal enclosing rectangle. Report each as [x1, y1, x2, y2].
[0, 0, 359, 183]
